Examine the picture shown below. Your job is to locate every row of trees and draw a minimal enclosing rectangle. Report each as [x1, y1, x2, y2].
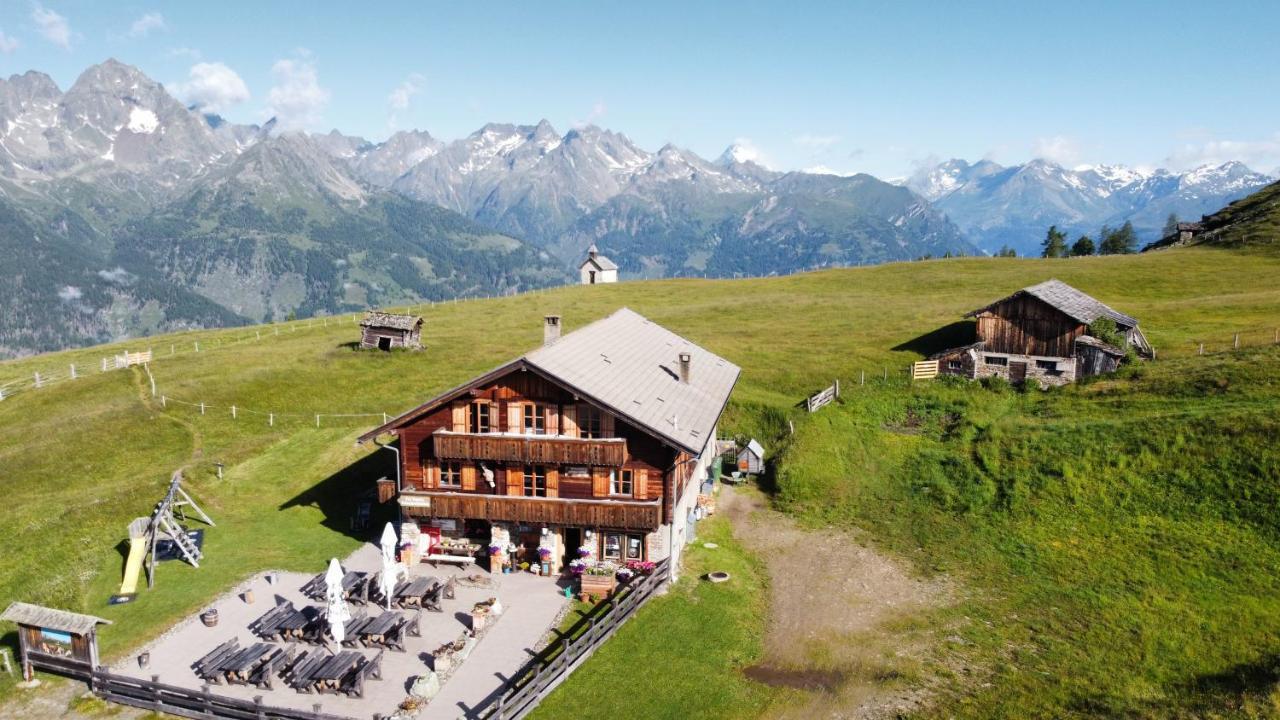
[1040, 221, 1145, 258]
[1041, 213, 1179, 258]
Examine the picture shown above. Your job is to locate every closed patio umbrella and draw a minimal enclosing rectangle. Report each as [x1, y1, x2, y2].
[325, 558, 350, 645]
[378, 522, 403, 610]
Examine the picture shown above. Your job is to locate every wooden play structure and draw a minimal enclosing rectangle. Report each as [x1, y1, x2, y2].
[116, 470, 215, 599]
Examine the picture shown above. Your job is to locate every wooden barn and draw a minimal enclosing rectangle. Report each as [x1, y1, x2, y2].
[1, 602, 110, 681]
[359, 312, 423, 351]
[359, 309, 739, 582]
[933, 279, 1151, 387]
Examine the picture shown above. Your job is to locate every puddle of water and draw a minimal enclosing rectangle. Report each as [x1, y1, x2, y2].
[743, 664, 846, 692]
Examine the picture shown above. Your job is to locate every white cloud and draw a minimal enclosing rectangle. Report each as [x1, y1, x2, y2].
[793, 133, 842, 151]
[728, 137, 768, 166]
[802, 165, 853, 176]
[0, 30, 18, 54]
[31, 3, 72, 49]
[172, 62, 250, 113]
[387, 72, 424, 129]
[1164, 133, 1280, 173]
[57, 285, 82, 301]
[128, 12, 166, 38]
[97, 267, 135, 284]
[573, 101, 607, 128]
[388, 73, 424, 111]
[167, 46, 201, 60]
[1031, 135, 1080, 166]
[266, 52, 330, 130]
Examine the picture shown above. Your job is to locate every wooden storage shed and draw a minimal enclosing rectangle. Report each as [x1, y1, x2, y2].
[737, 439, 765, 474]
[1, 602, 111, 680]
[359, 312, 423, 351]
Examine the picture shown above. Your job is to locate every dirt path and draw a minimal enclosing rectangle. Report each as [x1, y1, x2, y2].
[721, 486, 958, 719]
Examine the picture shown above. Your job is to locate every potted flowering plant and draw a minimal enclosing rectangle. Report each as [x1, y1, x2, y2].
[626, 560, 657, 576]
[577, 547, 591, 559]
[568, 559, 587, 576]
[488, 544, 503, 556]
[579, 561, 619, 599]
[616, 567, 634, 582]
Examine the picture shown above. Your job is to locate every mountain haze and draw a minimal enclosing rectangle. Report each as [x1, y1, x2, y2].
[906, 158, 1274, 255]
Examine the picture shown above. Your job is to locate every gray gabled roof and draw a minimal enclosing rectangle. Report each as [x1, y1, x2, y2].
[360, 311, 422, 331]
[741, 439, 765, 459]
[579, 255, 618, 272]
[524, 308, 740, 454]
[1, 602, 111, 634]
[360, 308, 740, 455]
[967, 279, 1138, 328]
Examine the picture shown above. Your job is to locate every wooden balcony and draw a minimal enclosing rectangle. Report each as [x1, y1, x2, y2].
[433, 431, 627, 467]
[399, 491, 661, 531]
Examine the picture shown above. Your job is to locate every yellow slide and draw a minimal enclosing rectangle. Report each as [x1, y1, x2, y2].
[118, 516, 151, 597]
[119, 537, 146, 595]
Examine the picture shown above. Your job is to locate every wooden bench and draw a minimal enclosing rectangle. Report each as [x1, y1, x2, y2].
[424, 553, 476, 568]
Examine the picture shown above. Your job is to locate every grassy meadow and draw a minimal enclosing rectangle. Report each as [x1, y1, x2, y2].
[1, 246, 1279, 715]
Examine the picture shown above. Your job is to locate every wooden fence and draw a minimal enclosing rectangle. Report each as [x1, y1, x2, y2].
[478, 557, 671, 720]
[805, 379, 840, 412]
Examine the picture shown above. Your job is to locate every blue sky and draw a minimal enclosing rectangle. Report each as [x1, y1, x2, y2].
[1, 1, 1278, 178]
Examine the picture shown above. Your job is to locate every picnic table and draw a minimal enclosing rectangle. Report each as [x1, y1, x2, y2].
[301, 569, 370, 604]
[284, 649, 383, 698]
[193, 639, 289, 689]
[250, 602, 328, 643]
[343, 610, 420, 652]
[395, 576, 444, 611]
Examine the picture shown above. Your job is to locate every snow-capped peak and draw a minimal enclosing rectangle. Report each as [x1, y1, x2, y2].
[717, 143, 760, 166]
[126, 107, 159, 134]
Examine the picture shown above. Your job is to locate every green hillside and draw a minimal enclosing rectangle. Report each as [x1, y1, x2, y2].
[3, 246, 1280, 717]
[1147, 179, 1280, 253]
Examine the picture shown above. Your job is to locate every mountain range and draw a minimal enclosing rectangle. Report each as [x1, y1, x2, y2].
[904, 158, 1274, 255]
[0, 58, 1273, 358]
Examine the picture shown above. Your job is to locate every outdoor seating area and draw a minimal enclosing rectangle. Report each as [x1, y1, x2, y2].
[112, 537, 571, 718]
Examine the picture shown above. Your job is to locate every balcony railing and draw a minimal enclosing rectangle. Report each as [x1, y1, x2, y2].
[399, 491, 661, 531]
[433, 431, 627, 467]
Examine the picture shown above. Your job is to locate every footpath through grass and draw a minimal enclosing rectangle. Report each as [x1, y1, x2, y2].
[773, 347, 1280, 718]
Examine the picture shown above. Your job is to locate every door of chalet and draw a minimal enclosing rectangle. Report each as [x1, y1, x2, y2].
[1009, 361, 1028, 385]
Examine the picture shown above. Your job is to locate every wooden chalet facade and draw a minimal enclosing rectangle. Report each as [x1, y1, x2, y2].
[359, 312, 423, 351]
[934, 279, 1152, 387]
[360, 308, 740, 581]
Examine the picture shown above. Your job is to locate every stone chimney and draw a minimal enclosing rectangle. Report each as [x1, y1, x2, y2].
[678, 352, 692, 383]
[544, 315, 562, 346]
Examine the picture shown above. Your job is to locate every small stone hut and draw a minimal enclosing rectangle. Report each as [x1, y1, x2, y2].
[359, 312, 423, 351]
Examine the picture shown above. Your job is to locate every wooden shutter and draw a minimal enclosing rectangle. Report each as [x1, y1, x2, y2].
[461, 463, 476, 492]
[423, 461, 435, 489]
[601, 412, 615, 438]
[545, 405, 559, 436]
[591, 467, 609, 498]
[633, 468, 648, 499]
[507, 465, 523, 496]
[451, 402, 466, 432]
[507, 402, 522, 434]
[561, 404, 578, 437]
[546, 467, 559, 498]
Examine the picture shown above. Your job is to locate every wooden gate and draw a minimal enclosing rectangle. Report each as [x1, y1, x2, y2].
[911, 360, 939, 381]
